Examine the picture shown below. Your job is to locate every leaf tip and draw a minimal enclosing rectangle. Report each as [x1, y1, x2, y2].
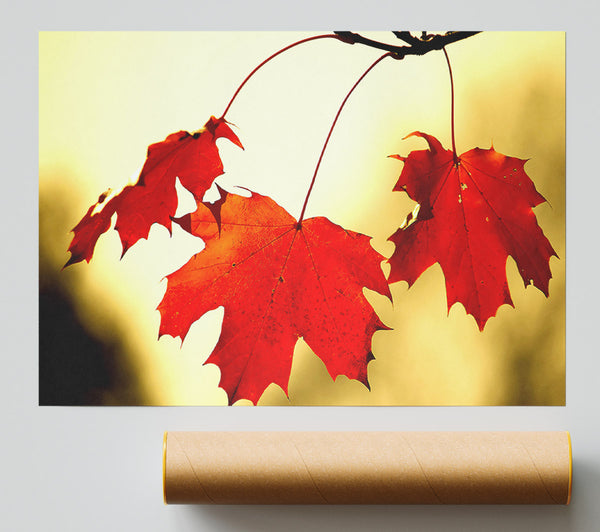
[206, 115, 244, 150]
[376, 317, 392, 332]
[119, 243, 130, 260]
[388, 154, 405, 161]
[403, 131, 444, 153]
[62, 255, 78, 270]
[172, 213, 192, 234]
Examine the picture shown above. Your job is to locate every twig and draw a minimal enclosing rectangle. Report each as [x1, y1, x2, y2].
[335, 31, 481, 59]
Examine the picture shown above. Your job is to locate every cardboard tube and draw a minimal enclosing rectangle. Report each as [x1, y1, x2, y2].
[163, 431, 572, 505]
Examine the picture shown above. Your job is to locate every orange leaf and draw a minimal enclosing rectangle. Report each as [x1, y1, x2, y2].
[388, 132, 557, 329]
[65, 116, 242, 266]
[158, 191, 390, 404]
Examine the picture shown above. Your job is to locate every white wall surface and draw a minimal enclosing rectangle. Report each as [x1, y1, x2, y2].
[3, 1, 599, 530]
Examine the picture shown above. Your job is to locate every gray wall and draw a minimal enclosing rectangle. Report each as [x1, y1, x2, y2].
[3, 1, 599, 530]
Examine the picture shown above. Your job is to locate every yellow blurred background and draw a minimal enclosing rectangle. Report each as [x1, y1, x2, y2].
[39, 31, 564, 405]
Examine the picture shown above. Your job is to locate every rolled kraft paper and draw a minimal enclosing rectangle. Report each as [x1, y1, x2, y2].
[163, 431, 572, 505]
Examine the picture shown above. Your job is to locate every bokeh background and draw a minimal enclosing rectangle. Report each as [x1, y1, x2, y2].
[39, 31, 564, 405]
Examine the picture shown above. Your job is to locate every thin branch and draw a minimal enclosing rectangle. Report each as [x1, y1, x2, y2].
[335, 31, 481, 59]
[221, 34, 342, 118]
[222, 32, 480, 118]
[442, 47, 458, 164]
[298, 52, 392, 224]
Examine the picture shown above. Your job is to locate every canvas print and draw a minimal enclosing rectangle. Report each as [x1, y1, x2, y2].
[39, 31, 565, 405]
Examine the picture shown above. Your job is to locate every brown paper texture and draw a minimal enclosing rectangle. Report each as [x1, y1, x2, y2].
[163, 431, 571, 504]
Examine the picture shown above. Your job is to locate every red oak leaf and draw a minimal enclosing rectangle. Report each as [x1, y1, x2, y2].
[65, 116, 242, 267]
[388, 132, 557, 330]
[158, 191, 390, 404]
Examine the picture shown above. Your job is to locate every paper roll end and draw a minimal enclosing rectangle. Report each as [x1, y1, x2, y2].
[567, 431, 572, 505]
[163, 431, 168, 505]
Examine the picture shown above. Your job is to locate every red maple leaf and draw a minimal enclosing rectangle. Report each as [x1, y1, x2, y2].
[388, 132, 557, 330]
[64, 116, 242, 267]
[158, 191, 390, 404]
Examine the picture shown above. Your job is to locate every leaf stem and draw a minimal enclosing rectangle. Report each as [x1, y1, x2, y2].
[297, 52, 393, 225]
[220, 34, 342, 119]
[442, 47, 458, 164]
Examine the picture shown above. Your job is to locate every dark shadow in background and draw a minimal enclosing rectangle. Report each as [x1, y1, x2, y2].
[39, 284, 140, 405]
[39, 179, 142, 405]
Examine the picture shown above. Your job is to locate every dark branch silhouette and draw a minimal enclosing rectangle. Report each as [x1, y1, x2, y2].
[335, 31, 481, 59]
